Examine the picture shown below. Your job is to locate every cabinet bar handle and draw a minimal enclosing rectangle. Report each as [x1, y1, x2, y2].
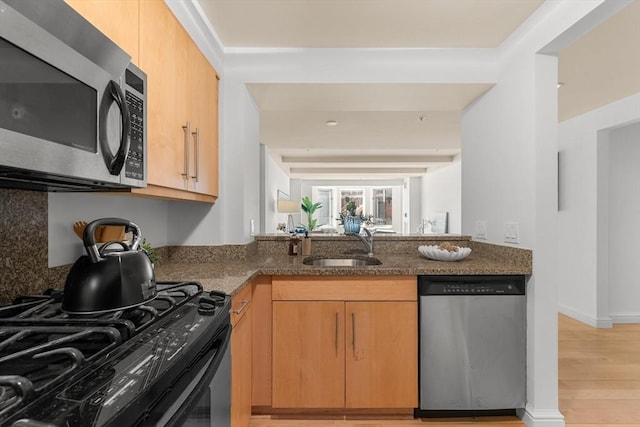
[181, 121, 190, 179]
[335, 312, 339, 355]
[351, 312, 356, 353]
[191, 128, 199, 182]
[232, 299, 249, 315]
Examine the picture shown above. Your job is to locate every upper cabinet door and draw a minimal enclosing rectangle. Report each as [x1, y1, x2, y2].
[187, 42, 219, 197]
[139, 0, 190, 191]
[65, 0, 139, 64]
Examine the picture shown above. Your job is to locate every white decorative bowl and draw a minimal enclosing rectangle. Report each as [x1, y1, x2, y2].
[418, 245, 472, 262]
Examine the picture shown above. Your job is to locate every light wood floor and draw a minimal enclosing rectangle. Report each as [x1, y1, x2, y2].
[250, 314, 640, 427]
[559, 314, 640, 426]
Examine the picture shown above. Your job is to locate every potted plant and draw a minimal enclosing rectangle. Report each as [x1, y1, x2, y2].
[300, 196, 322, 231]
[342, 197, 362, 233]
[141, 239, 161, 265]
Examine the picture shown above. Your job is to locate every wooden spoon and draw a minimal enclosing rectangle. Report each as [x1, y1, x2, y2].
[72, 221, 124, 243]
[100, 225, 125, 242]
[72, 221, 89, 240]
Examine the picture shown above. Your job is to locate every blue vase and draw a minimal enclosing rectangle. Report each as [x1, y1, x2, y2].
[344, 215, 361, 234]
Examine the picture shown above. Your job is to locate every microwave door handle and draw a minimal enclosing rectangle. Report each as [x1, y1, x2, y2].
[99, 80, 131, 175]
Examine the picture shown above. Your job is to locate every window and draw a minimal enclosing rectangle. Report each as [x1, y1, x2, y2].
[340, 189, 363, 215]
[310, 185, 400, 232]
[370, 188, 393, 225]
[315, 188, 333, 226]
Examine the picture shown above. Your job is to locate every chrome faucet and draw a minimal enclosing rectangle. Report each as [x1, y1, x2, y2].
[346, 228, 375, 257]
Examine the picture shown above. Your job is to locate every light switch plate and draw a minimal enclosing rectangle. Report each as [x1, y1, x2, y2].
[504, 222, 520, 244]
[475, 221, 488, 240]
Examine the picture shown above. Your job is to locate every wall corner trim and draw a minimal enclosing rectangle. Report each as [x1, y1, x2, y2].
[522, 404, 565, 427]
[558, 304, 613, 328]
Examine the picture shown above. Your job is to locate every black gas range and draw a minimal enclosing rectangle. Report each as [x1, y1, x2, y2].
[0, 281, 231, 427]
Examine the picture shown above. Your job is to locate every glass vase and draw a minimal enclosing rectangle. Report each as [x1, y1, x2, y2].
[344, 215, 361, 234]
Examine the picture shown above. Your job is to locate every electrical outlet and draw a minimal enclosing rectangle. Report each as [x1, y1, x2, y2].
[504, 222, 520, 244]
[475, 221, 488, 240]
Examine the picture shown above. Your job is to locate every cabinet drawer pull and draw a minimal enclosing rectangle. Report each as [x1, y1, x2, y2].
[181, 121, 190, 179]
[351, 312, 356, 353]
[232, 299, 249, 315]
[191, 128, 199, 182]
[335, 312, 339, 355]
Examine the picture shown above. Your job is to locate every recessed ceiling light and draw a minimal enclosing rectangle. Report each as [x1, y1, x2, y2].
[325, 120, 338, 127]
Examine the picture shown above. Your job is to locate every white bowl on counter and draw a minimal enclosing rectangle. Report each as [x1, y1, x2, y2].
[418, 245, 472, 262]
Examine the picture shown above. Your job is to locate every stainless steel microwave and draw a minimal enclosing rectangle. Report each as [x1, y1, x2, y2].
[0, 0, 147, 191]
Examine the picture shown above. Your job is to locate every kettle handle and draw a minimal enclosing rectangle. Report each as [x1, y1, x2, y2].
[84, 218, 142, 263]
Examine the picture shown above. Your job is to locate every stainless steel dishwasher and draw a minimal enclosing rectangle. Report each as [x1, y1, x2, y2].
[416, 275, 526, 417]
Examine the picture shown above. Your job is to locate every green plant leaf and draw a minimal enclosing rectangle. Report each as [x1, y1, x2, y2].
[300, 196, 322, 230]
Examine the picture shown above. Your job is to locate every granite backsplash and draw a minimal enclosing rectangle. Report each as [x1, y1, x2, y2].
[0, 188, 532, 304]
[0, 187, 258, 304]
[1, 189, 51, 304]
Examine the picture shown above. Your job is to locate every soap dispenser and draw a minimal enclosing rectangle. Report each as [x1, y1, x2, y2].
[302, 231, 312, 256]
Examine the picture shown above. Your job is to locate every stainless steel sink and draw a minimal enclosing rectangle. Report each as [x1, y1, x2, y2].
[302, 256, 382, 267]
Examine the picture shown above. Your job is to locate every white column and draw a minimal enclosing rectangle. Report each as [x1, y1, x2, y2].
[522, 53, 564, 427]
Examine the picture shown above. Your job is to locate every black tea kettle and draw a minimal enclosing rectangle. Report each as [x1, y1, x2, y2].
[62, 218, 157, 314]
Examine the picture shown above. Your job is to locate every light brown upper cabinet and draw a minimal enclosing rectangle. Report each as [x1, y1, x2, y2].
[65, 0, 140, 65]
[187, 42, 219, 197]
[67, 0, 219, 203]
[137, 0, 219, 202]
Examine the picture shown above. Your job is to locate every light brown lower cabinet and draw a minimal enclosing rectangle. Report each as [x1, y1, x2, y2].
[231, 283, 253, 427]
[271, 276, 418, 410]
[273, 301, 345, 408]
[345, 301, 418, 408]
[251, 276, 273, 408]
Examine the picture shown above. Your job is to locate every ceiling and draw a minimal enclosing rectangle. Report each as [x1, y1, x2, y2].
[198, 0, 640, 180]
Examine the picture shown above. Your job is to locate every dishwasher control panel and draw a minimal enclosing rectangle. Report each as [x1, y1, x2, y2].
[418, 275, 526, 296]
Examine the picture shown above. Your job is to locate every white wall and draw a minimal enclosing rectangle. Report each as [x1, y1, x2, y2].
[421, 159, 461, 234]
[608, 122, 640, 322]
[263, 146, 292, 233]
[408, 177, 422, 233]
[48, 193, 168, 266]
[557, 93, 640, 326]
[462, 56, 536, 248]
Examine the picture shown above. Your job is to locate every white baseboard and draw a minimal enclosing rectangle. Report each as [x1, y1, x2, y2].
[609, 312, 640, 324]
[558, 304, 612, 328]
[522, 404, 565, 427]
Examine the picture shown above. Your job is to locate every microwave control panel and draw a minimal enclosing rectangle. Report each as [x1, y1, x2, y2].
[125, 91, 144, 181]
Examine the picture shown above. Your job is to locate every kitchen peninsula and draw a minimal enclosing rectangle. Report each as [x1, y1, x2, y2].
[150, 233, 531, 425]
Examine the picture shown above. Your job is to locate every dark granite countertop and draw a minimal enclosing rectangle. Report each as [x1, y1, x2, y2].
[154, 249, 531, 296]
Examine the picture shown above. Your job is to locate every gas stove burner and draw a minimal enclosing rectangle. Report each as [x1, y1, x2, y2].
[198, 292, 226, 315]
[0, 281, 231, 427]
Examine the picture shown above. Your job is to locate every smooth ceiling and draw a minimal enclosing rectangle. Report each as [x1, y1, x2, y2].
[198, 0, 639, 179]
[248, 83, 492, 178]
[558, 0, 640, 122]
[201, 0, 545, 48]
